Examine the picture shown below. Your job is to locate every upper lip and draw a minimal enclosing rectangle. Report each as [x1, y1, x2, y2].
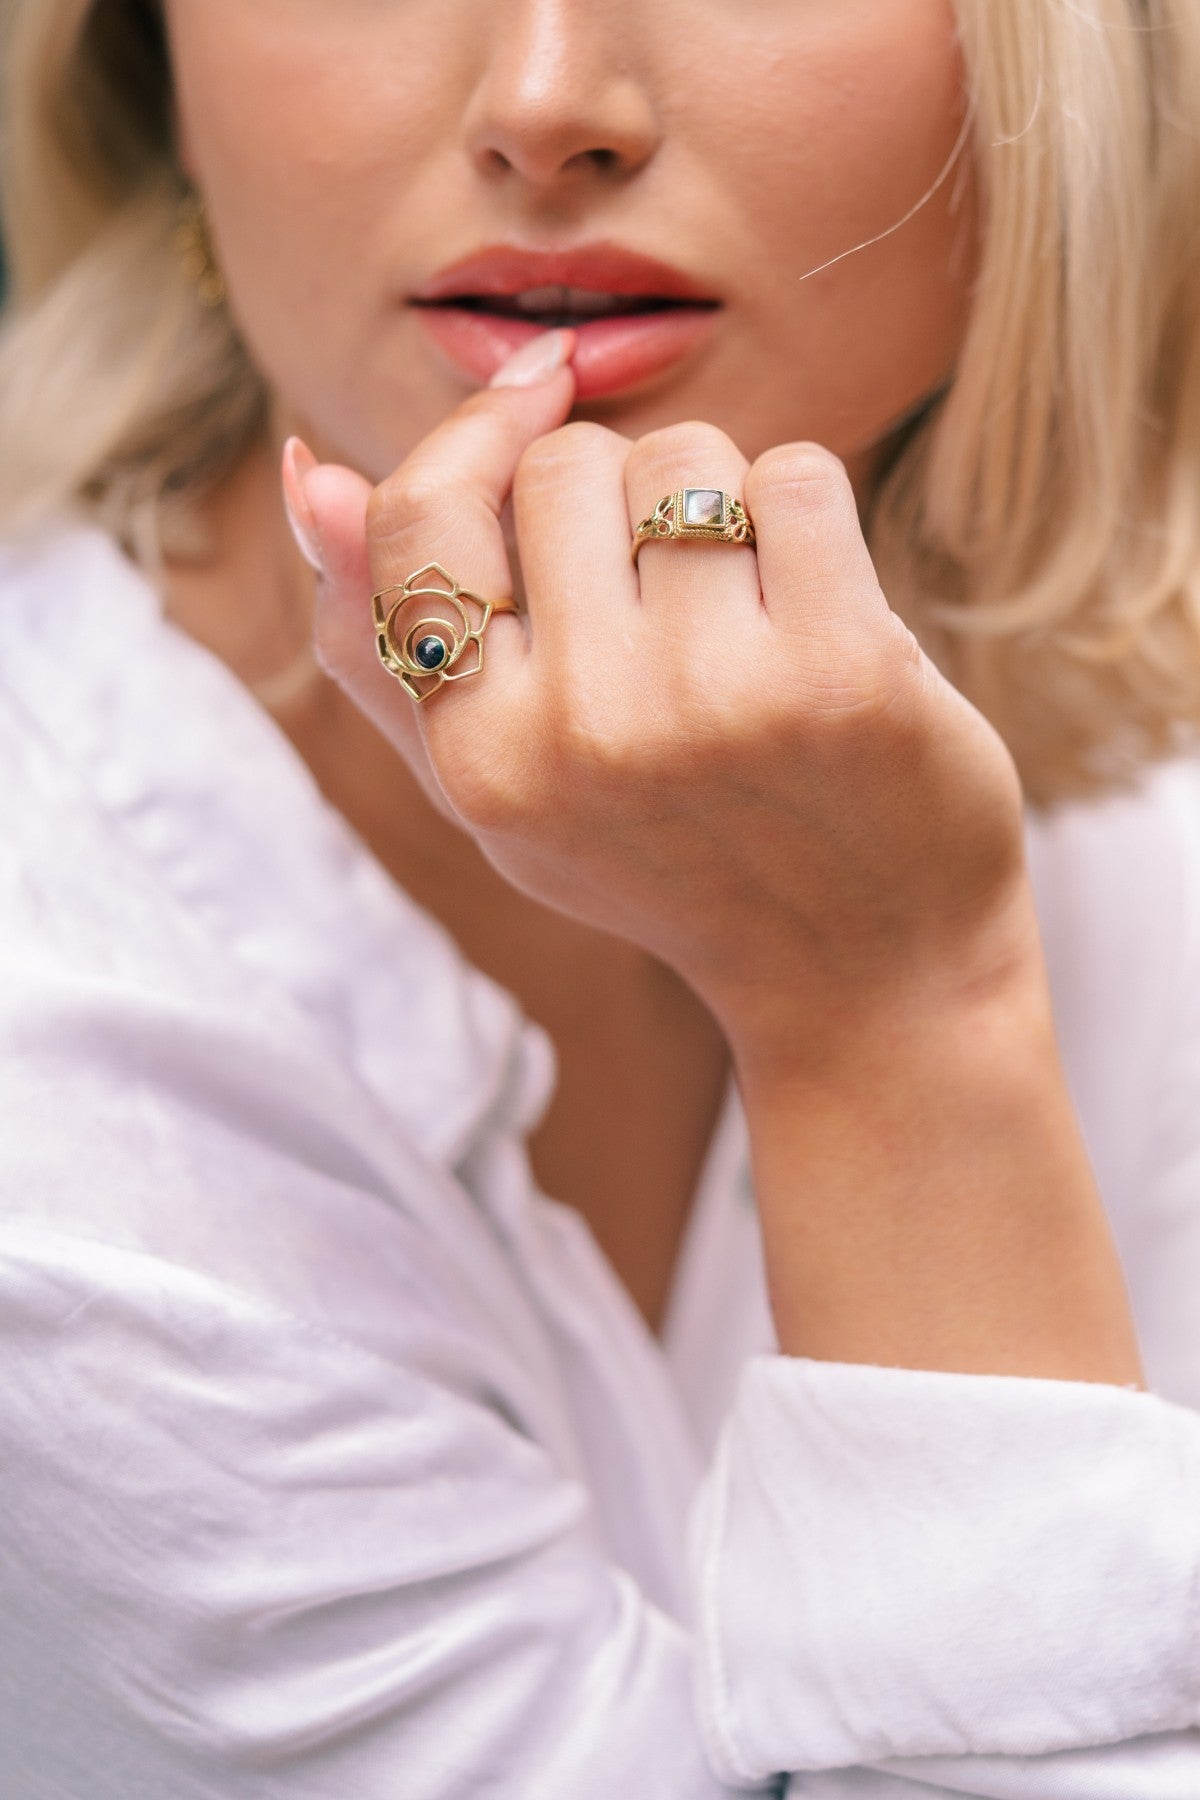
[411, 241, 720, 306]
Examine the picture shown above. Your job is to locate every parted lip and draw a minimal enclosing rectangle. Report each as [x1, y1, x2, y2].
[410, 241, 720, 305]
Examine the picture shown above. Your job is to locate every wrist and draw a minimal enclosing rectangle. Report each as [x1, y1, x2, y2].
[724, 877, 1050, 1099]
[728, 928, 1144, 1384]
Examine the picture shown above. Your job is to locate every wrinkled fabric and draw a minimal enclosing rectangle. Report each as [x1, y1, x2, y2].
[0, 523, 1197, 1799]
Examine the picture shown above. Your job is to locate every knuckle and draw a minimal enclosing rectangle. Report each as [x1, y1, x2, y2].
[546, 680, 647, 789]
[559, 685, 709, 794]
[727, 603, 922, 746]
[441, 759, 522, 833]
[554, 694, 626, 779]
[798, 632, 925, 739]
[433, 723, 533, 834]
[627, 420, 739, 488]
[882, 606, 928, 679]
[366, 464, 448, 546]
[748, 441, 852, 509]
[514, 420, 616, 492]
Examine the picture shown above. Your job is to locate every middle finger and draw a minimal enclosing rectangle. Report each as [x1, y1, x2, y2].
[511, 419, 640, 669]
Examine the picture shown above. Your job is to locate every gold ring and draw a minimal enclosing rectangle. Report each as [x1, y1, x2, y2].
[631, 488, 756, 563]
[371, 562, 519, 704]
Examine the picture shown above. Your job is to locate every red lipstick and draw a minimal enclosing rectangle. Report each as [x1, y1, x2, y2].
[409, 242, 721, 401]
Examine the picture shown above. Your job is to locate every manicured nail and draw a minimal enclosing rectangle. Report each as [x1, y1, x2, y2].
[489, 328, 576, 389]
[281, 436, 324, 573]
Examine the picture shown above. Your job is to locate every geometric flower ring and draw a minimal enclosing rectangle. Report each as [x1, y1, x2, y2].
[370, 562, 519, 705]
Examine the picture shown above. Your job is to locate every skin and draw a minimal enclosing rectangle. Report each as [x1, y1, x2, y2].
[166, 0, 977, 484]
[162, 0, 1142, 1379]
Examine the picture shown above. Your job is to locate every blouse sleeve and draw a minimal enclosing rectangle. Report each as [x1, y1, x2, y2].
[689, 1357, 1200, 1794]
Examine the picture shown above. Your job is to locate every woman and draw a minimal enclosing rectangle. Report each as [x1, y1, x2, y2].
[0, 0, 1198, 1793]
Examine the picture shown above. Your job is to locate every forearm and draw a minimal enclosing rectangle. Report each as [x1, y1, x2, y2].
[731, 921, 1144, 1384]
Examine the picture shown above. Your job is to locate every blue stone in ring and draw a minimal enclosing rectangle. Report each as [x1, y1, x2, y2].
[682, 487, 725, 527]
[414, 635, 449, 671]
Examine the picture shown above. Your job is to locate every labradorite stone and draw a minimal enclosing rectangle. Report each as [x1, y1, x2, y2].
[414, 635, 448, 671]
[682, 487, 725, 527]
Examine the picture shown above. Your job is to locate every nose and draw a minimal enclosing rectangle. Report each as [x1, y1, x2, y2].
[463, 0, 660, 190]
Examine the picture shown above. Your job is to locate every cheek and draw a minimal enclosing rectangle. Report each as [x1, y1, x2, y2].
[165, 2, 459, 451]
[698, 0, 978, 448]
[751, 4, 972, 257]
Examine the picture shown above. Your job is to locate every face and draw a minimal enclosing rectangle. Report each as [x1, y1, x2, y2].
[164, 0, 979, 500]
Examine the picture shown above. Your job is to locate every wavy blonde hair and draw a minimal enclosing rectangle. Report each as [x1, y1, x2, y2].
[1, 0, 1199, 806]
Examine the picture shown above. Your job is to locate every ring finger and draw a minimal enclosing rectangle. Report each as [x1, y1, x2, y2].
[624, 422, 761, 624]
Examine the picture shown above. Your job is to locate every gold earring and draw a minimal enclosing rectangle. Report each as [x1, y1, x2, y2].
[173, 189, 226, 309]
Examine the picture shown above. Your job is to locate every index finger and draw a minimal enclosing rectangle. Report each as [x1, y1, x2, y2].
[364, 328, 578, 624]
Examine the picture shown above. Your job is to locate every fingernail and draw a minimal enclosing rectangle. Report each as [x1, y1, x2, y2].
[489, 327, 576, 390]
[281, 436, 324, 573]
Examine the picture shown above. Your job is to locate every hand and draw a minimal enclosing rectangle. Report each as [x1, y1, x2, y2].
[291, 333, 1142, 1381]
[290, 331, 1036, 1074]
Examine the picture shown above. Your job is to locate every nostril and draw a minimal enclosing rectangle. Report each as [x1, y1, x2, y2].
[486, 143, 624, 180]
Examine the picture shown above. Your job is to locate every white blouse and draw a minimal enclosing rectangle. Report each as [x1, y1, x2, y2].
[0, 522, 1198, 1799]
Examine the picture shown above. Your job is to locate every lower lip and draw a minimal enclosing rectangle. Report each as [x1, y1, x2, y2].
[412, 304, 720, 401]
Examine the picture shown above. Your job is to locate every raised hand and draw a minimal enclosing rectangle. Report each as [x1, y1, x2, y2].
[285, 329, 1139, 1380]
[288, 329, 1031, 1076]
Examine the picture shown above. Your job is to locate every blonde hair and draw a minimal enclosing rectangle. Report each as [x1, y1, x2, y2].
[2, 0, 1199, 806]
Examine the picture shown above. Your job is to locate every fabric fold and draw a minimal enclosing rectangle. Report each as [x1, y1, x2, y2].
[690, 1355, 1200, 1782]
